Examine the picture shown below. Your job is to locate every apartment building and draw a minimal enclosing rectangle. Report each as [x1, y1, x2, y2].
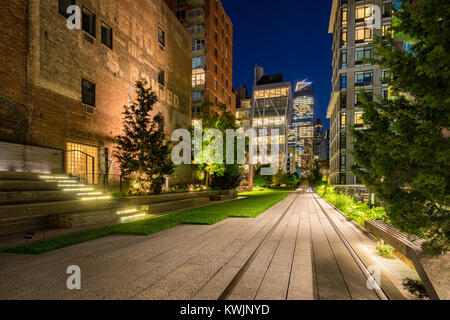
[0, 0, 192, 184]
[327, 0, 393, 185]
[164, 0, 236, 117]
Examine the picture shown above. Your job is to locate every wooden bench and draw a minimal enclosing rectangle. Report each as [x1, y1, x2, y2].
[365, 220, 450, 300]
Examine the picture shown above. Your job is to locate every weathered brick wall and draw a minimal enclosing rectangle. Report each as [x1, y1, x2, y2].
[0, 0, 192, 177]
[0, 0, 31, 143]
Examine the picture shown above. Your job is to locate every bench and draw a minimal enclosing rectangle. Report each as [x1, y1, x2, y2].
[365, 220, 450, 300]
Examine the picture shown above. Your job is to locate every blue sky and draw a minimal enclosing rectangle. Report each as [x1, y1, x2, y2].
[222, 0, 334, 130]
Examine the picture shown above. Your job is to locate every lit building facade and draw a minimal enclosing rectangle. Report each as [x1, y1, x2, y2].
[251, 66, 292, 173]
[288, 81, 315, 176]
[328, 0, 392, 185]
[164, 0, 236, 117]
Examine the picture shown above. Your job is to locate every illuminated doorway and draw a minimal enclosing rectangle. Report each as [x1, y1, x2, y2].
[66, 142, 99, 184]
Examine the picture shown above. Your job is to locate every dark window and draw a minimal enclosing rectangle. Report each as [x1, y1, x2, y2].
[340, 133, 347, 150]
[158, 27, 165, 48]
[214, 32, 218, 42]
[340, 49, 347, 68]
[176, 9, 185, 20]
[340, 92, 347, 110]
[214, 47, 218, 58]
[59, 0, 75, 18]
[339, 173, 346, 185]
[101, 22, 113, 49]
[82, 8, 96, 38]
[158, 70, 165, 86]
[82, 79, 96, 107]
[215, 15, 218, 26]
[214, 64, 218, 74]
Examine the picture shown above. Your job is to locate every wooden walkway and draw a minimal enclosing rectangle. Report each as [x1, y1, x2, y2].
[0, 189, 403, 300]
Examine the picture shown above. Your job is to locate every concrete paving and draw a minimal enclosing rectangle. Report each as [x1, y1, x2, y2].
[0, 189, 409, 300]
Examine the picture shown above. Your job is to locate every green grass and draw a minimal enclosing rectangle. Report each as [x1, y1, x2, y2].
[5, 188, 292, 255]
[315, 184, 388, 227]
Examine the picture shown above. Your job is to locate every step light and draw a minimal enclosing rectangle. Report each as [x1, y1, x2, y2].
[63, 188, 94, 192]
[80, 195, 112, 201]
[40, 176, 70, 180]
[117, 208, 139, 215]
[76, 192, 102, 196]
[120, 214, 146, 222]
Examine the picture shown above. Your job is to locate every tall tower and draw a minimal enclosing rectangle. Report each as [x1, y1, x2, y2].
[288, 81, 315, 176]
[164, 0, 236, 119]
[328, 0, 393, 185]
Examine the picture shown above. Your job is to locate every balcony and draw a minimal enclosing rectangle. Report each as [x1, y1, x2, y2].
[186, 8, 205, 24]
[188, 25, 205, 39]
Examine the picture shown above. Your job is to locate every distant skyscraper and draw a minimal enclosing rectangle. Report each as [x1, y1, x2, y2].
[288, 81, 315, 176]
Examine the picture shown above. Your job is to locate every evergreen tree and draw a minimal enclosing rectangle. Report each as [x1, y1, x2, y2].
[352, 0, 450, 255]
[114, 80, 174, 195]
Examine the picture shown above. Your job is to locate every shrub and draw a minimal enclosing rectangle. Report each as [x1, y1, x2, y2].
[402, 278, 429, 299]
[376, 244, 395, 259]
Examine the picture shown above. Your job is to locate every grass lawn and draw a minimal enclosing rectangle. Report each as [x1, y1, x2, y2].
[5, 188, 292, 255]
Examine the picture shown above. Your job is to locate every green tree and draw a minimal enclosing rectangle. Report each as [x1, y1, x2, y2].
[114, 80, 174, 195]
[352, 0, 450, 255]
[308, 159, 323, 186]
[195, 103, 242, 189]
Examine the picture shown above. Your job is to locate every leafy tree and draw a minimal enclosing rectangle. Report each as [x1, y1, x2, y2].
[307, 159, 323, 186]
[352, 0, 450, 255]
[195, 103, 242, 189]
[114, 80, 174, 195]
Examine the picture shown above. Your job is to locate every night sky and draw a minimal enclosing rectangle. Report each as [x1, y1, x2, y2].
[222, 0, 334, 130]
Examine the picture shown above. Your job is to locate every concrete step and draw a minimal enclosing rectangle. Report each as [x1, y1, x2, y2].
[146, 197, 211, 214]
[0, 216, 46, 236]
[47, 208, 121, 228]
[0, 197, 117, 220]
[0, 190, 79, 205]
[0, 180, 59, 191]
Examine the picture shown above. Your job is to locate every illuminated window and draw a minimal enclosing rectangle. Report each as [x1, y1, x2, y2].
[341, 29, 347, 46]
[192, 72, 205, 87]
[354, 111, 364, 128]
[66, 142, 99, 185]
[382, 23, 392, 37]
[355, 26, 373, 43]
[340, 113, 347, 131]
[340, 74, 347, 90]
[192, 56, 205, 69]
[356, 3, 373, 22]
[342, 8, 348, 26]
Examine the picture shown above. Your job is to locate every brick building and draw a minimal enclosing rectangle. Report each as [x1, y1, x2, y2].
[0, 0, 192, 184]
[164, 0, 236, 117]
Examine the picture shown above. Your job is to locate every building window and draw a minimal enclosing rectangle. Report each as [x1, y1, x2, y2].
[340, 74, 347, 90]
[101, 22, 113, 49]
[229, 96, 232, 105]
[192, 72, 205, 87]
[176, 9, 185, 20]
[192, 91, 205, 103]
[192, 56, 205, 69]
[214, 47, 218, 58]
[342, 8, 348, 26]
[339, 173, 346, 185]
[355, 71, 373, 86]
[382, 88, 389, 100]
[383, 2, 393, 18]
[354, 111, 364, 128]
[214, 64, 218, 74]
[158, 27, 165, 48]
[340, 92, 347, 110]
[340, 154, 347, 171]
[66, 142, 99, 185]
[192, 39, 205, 51]
[214, 80, 218, 90]
[82, 79, 95, 107]
[82, 7, 96, 38]
[341, 49, 347, 68]
[340, 112, 347, 131]
[340, 133, 347, 150]
[355, 47, 373, 65]
[356, 3, 373, 22]
[59, 0, 75, 18]
[214, 96, 218, 105]
[158, 69, 165, 86]
[355, 26, 373, 43]
[214, 32, 218, 42]
[215, 15, 218, 26]
[355, 90, 373, 105]
[341, 29, 347, 47]
[382, 69, 391, 83]
[382, 23, 392, 37]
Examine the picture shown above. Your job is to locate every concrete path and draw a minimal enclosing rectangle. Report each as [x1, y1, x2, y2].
[0, 189, 406, 300]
